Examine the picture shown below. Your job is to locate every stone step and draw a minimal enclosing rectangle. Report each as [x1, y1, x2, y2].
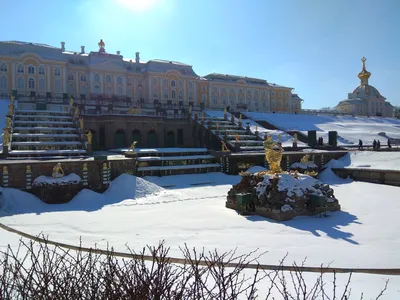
[137, 163, 221, 172]
[137, 154, 214, 162]
[12, 133, 80, 138]
[15, 109, 70, 115]
[239, 146, 265, 150]
[13, 120, 74, 125]
[9, 149, 87, 157]
[13, 126, 77, 132]
[12, 141, 82, 146]
[14, 114, 72, 120]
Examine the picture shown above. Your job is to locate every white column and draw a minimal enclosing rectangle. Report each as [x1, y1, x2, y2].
[63, 67, 67, 93]
[47, 65, 51, 92]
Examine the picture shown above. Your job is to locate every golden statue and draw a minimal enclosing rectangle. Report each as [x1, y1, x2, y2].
[3, 130, 10, 146]
[239, 114, 242, 121]
[221, 141, 230, 152]
[98, 39, 105, 49]
[74, 106, 80, 118]
[6, 117, 12, 129]
[300, 154, 310, 164]
[305, 170, 318, 177]
[235, 134, 240, 143]
[8, 104, 14, 115]
[216, 122, 219, 130]
[293, 133, 298, 143]
[80, 118, 84, 130]
[10, 96, 15, 106]
[87, 130, 92, 145]
[128, 106, 140, 114]
[223, 107, 227, 116]
[265, 143, 284, 174]
[26, 165, 31, 173]
[103, 162, 108, 170]
[263, 135, 274, 150]
[83, 162, 88, 171]
[129, 141, 137, 152]
[52, 163, 65, 178]
[69, 97, 74, 108]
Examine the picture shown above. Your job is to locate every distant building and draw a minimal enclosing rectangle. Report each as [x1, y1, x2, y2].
[336, 57, 394, 117]
[0, 40, 302, 112]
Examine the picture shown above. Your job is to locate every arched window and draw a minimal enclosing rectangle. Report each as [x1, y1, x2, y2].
[188, 81, 193, 90]
[0, 63, 7, 72]
[68, 73, 74, 81]
[171, 80, 176, 87]
[117, 86, 123, 95]
[178, 81, 183, 89]
[55, 79, 62, 93]
[0, 76, 7, 88]
[229, 94, 235, 104]
[117, 77, 123, 85]
[17, 77, 25, 89]
[81, 85, 87, 95]
[172, 90, 176, 99]
[54, 68, 61, 76]
[163, 88, 168, 98]
[105, 75, 111, 83]
[127, 78, 132, 86]
[152, 77, 157, 86]
[178, 90, 183, 99]
[153, 88, 158, 98]
[94, 74, 100, 82]
[17, 65, 24, 73]
[213, 94, 218, 105]
[222, 95, 227, 104]
[81, 74, 87, 82]
[188, 91, 193, 100]
[38, 66, 45, 75]
[254, 99, 258, 107]
[202, 94, 207, 103]
[28, 78, 35, 89]
[239, 89, 243, 94]
[137, 79, 142, 87]
[94, 84, 100, 93]
[262, 100, 266, 107]
[28, 65, 35, 74]
[39, 78, 45, 92]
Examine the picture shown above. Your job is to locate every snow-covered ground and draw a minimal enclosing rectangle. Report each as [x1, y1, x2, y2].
[1, 153, 400, 297]
[245, 111, 400, 146]
[204, 110, 307, 147]
[326, 151, 400, 171]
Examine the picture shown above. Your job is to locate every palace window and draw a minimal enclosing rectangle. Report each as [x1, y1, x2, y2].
[172, 90, 176, 99]
[152, 77, 157, 86]
[163, 88, 168, 99]
[213, 94, 218, 105]
[229, 94, 235, 104]
[171, 80, 176, 87]
[178, 90, 183, 99]
[94, 74, 100, 82]
[178, 80, 183, 89]
[285, 92, 289, 98]
[222, 95, 227, 104]
[0, 63, 7, 72]
[0, 76, 7, 88]
[117, 77, 123, 85]
[163, 79, 167, 86]
[271, 91, 276, 97]
[271, 99, 276, 108]
[254, 99, 258, 106]
[28, 78, 35, 89]
[54, 68, 61, 76]
[188, 91, 193, 100]
[81, 74, 87, 82]
[262, 100, 266, 107]
[28, 65, 35, 74]
[137, 79, 142, 87]
[68, 83, 74, 95]
[38, 66, 45, 75]
[17, 77, 25, 89]
[17, 65, 24, 73]
[239, 89, 243, 94]
[212, 87, 217, 93]
[117, 86, 123, 95]
[39, 78, 45, 92]
[68, 73, 74, 81]
[55, 79, 62, 93]
[153, 88, 158, 98]
[105, 86, 112, 96]
[188, 81, 193, 90]
[105, 75, 111, 83]
[202, 85, 206, 92]
[278, 92, 283, 97]
[202, 94, 207, 103]
[278, 99, 283, 108]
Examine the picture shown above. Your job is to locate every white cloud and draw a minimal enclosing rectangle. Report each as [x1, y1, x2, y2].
[115, 0, 163, 12]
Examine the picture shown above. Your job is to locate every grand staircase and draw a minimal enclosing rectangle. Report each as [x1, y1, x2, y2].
[201, 115, 265, 152]
[135, 148, 221, 176]
[9, 109, 87, 158]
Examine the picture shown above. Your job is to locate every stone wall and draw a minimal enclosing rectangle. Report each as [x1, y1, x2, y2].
[0, 158, 135, 190]
[332, 168, 400, 186]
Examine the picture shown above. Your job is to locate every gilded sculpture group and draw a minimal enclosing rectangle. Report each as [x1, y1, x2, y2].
[3, 96, 15, 147]
[69, 98, 92, 146]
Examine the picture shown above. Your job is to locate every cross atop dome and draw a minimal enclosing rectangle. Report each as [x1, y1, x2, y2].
[98, 39, 106, 53]
[358, 56, 371, 85]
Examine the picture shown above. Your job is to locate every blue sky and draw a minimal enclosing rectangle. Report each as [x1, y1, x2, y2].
[1, 0, 399, 108]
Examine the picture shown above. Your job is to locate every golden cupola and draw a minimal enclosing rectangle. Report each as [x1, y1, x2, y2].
[358, 57, 371, 86]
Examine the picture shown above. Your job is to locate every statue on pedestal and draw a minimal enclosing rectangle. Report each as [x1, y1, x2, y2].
[216, 122, 219, 131]
[265, 139, 283, 174]
[3, 129, 10, 146]
[6, 117, 12, 129]
[221, 141, 230, 152]
[293, 133, 298, 143]
[10, 96, 15, 106]
[8, 103, 14, 115]
[69, 97, 74, 108]
[52, 163, 65, 178]
[129, 141, 137, 153]
[80, 118, 84, 130]
[74, 106, 80, 119]
[235, 134, 240, 143]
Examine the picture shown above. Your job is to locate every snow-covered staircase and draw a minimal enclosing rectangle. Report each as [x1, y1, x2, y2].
[201, 114, 264, 152]
[9, 110, 87, 158]
[135, 148, 221, 176]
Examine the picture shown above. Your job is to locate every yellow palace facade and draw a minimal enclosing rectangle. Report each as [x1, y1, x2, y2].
[0, 40, 302, 112]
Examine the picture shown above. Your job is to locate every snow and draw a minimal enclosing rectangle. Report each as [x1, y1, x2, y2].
[137, 154, 214, 161]
[1, 155, 400, 297]
[204, 110, 307, 147]
[137, 163, 220, 171]
[324, 151, 400, 171]
[33, 173, 82, 186]
[246, 165, 267, 174]
[10, 149, 87, 155]
[245, 111, 400, 146]
[112, 147, 208, 154]
[13, 126, 77, 131]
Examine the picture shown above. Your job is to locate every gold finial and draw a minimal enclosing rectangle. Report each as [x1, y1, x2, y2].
[361, 57, 366, 69]
[358, 56, 371, 85]
[103, 162, 108, 170]
[80, 118, 84, 130]
[98, 39, 105, 49]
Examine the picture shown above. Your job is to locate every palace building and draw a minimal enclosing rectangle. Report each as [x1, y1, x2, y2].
[336, 57, 394, 117]
[0, 40, 302, 113]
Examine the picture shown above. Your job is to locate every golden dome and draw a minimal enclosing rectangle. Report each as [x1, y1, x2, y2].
[357, 57, 371, 85]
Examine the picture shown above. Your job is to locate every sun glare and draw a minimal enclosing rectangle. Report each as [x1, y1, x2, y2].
[115, 0, 161, 12]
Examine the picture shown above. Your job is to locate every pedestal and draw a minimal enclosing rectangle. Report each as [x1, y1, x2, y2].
[125, 151, 137, 159]
[235, 142, 240, 152]
[292, 142, 298, 150]
[255, 131, 259, 137]
[2, 146, 9, 158]
[87, 144, 93, 155]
